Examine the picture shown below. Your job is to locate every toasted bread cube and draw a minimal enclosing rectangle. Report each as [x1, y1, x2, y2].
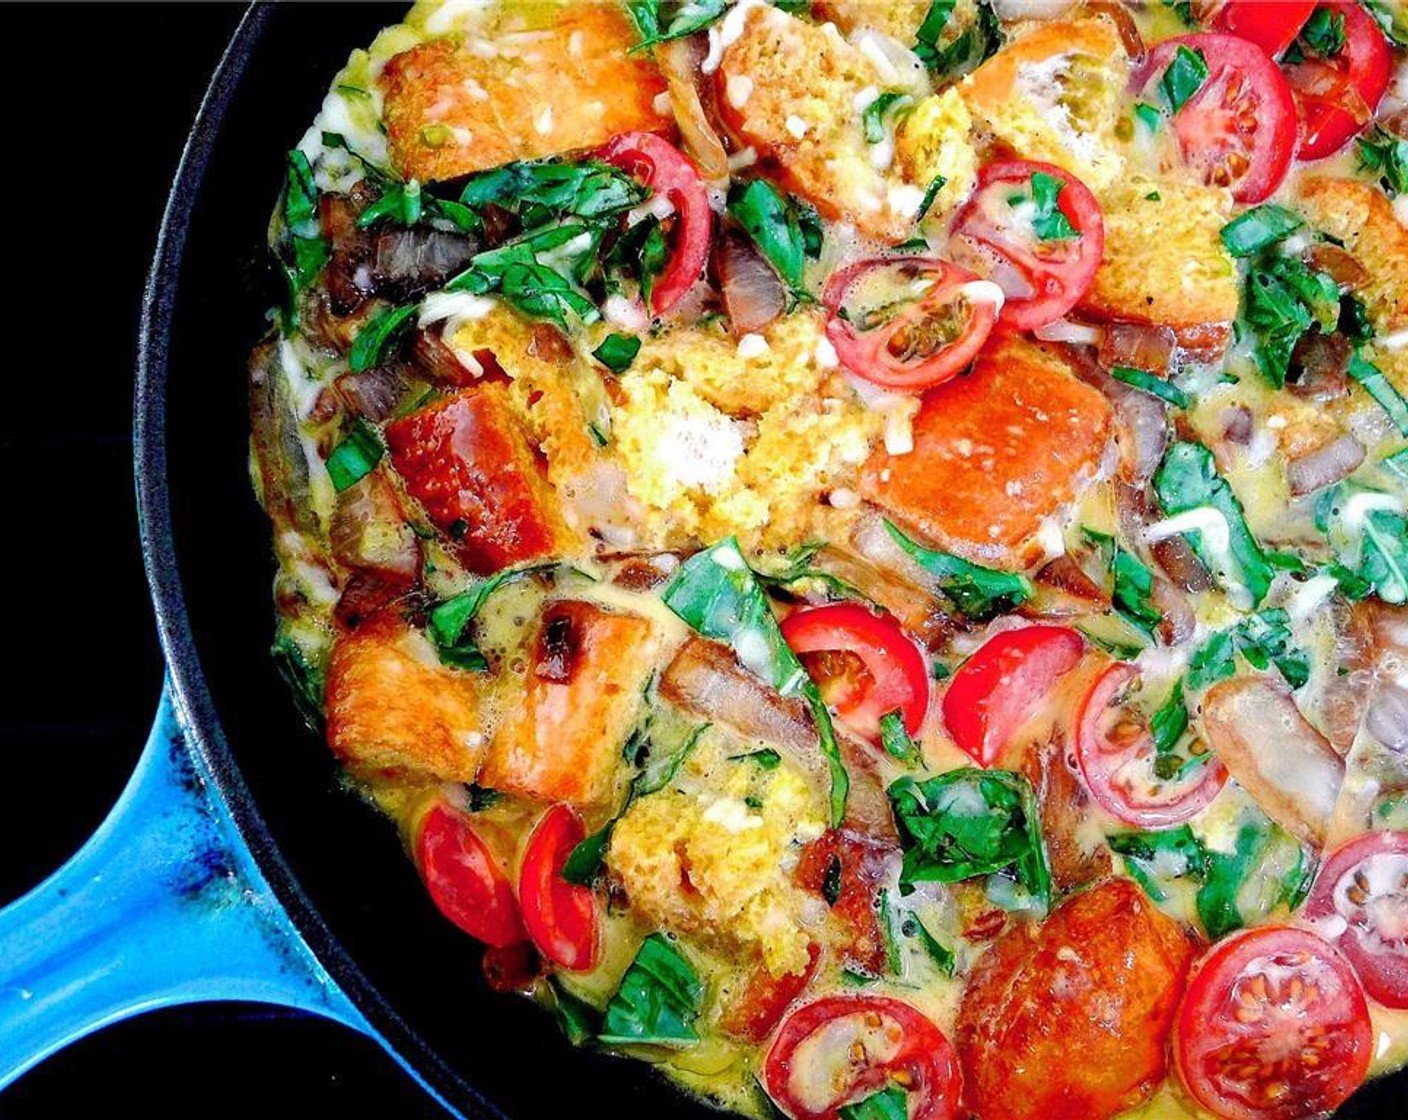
[816, 0, 954, 43]
[894, 88, 979, 223]
[1297, 176, 1408, 334]
[326, 613, 487, 781]
[379, 4, 670, 182]
[1081, 175, 1240, 333]
[960, 18, 1129, 190]
[479, 601, 661, 808]
[860, 334, 1113, 570]
[384, 384, 577, 574]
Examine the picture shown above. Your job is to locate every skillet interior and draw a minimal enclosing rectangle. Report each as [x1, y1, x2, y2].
[142, 4, 1406, 1118]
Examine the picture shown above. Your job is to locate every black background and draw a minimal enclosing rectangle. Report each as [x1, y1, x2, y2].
[1, 5, 439, 1116]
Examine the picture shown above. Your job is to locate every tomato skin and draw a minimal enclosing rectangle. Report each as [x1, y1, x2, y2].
[1174, 926, 1372, 1120]
[1213, 1, 1316, 58]
[1303, 829, 1408, 1008]
[416, 802, 525, 947]
[781, 603, 930, 742]
[1134, 34, 1297, 203]
[1073, 661, 1228, 828]
[519, 803, 601, 971]
[821, 257, 998, 392]
[763, 995, 959, 1120]
[949, 160, 1104, 331]
[941, 625, 1085, 767]
[1287, 2, 1392, 160]
[599, 132, 712, 316]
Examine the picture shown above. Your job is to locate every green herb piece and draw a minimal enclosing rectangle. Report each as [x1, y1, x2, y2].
[1197, 808, 1311, 938]
[349, 303, 418, 373]
[1149, 679, 1189, 755]
[1153, 441, 1274, 606]
[460, 159, 644, 226]
[547, 978, 601, 1046]
[1160, 0, 1196, 26]
[625, 0, 728, 50]
[1025, 170, 1077, 241]
[754, 541, 873, 605]
[271, 635, 324, 731]
[1111, 364, 1190, 409]
[1286, 5, 1346, 61]
[1363, 0, 1408, 47]
[633, 723, 710, 798]
[907, 175, 947, 226]
[728, 179, 816, 297]
[729, 748, 783, 770]
[889, 768, 1051, 909]
[1220, 204, 1303, 258]
[879, 710, 922, 767]
[1240, 255, 1340, 388]
[427, 563, 555, 671]
[279, 149, 331, 326]
[863, 92, 911, 144]
[1146, 191, 1162, 201]
[561, 824, 614, 886]
[1161, 45, 1209, 114]
[1317, 482, 1408, 606]
[1108, 826, 1206, 902]
[503, 260, 600, 329]
[885, 520, 1033, 619]
[1340, 294, 1376, 344]
[599, 934, 702, 1047]
[592, 332, 642, 373]
[1358, 125, 1408, 196]
[1186, 611, 1312, 691]
[284, 149, 320, 230]
[465, 784, 502, 811]
[1076, 624, 1146, 661]
[878, 889, 903, 975]
[901, 913, 956, 975]
[1111, 543, 1163, 638]
[839, 1086, 909, 1120]
[1384, 447, 1408, 483]
[914, 0, 1002, 80]
[356, 179, 423, 228]
[1349, 353, 1408, 436]
[662, 538, 848, 824]
[1133, 102, 1162, 133]
[324, 418, 384, 492]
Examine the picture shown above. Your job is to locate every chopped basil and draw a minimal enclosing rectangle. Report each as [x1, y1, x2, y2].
[1185, 610, 1311, 691]
[1146, 190, 1162, 201]
[625, 0, 727, 50]
[879, 709, 922, 767]
[324, 418, 384, 492]
[916, 174, 949, 222]
[662, 539, 848, 825]
[592, 332, 642, 373]
[284, 149, 320, 230]
[1219, 204, 1304, 258]
[754, 541, 874, 605]
[1348, 352, 1408, 436]
[1340, 294, 1375, 344]
[449, 224, 601, 328]
[279, 149, 330, 327]
[885, 520, 1033, 620]
[460, 159, 644, 227]
[271, 635, 325, 731]
[546, 978, 601, 1046]
[1108, 826, 1205, 904]
[1186, 629, 1236, 691]
[1111, 364, 1190, 409]
[1284, 5, 1346, 62]
[1160, 0, 1197, 26]
[1385, 447, 1408, 483]
[888, 767, 1051, 910]
[599, 933, 702, 1047]
[1198, 807, 1312, 939]
[562, 824, 614, 886]
[427, 562, 557, 671]
[914, 0, 1002, 80]
[1149, 679, 1189, 756]
[1086, 527, 1163, 639]
[1240, 256, 1340, 388]
[728, 179, 816, 298]
[1363, 0, 1408, 47]
[1133, 101, 1162, 133]
[862, 92, 911, 144]
[729, 748, 783, 770]
[1316, 482, 1408, 606]
[356, 179, 423, 228]
[901, 912, 956, 975]
[1153, 441, 1274, 606]
[633, 723, 710, 798]
[1160, 45, 1209, 115]
[349, 303, 418, 373]
[839, 1086, 909, 1120]
[1024, 170, 1077, 241]
[1076, 624, 1146, 661]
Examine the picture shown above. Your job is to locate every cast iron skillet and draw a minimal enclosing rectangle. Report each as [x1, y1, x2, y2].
[122, 2, 1406, 1116]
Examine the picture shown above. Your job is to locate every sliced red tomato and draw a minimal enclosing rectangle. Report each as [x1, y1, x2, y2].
[1304, 829, 1408, 1009]
[762, 996, 960, 1120]
[1073, 661, 1227, 828]
[821, 257, 999, 392]
[949, 160, 1104, 331]
[599, 132, 712, 316]
[941, 625, 1084, 767]
[416, 802, 525, 947]
[1174, 926, 1372, 1120]
[781, 604, 930, 743]
[1213, 1, 1317, 58]
[519, 803, 601, 972]
[1134, 34, 1297, 203]
[1284, 2, 1392, 160]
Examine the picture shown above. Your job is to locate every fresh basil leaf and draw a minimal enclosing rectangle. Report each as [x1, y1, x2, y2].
[284, 149, 320, 231]
[1133, 101, 1162, 133]
[357, 179, 423, 229]
[626, 0, 727, 50]
[1108, 826, 1206, 903]
[633, 723, 710, 798]
[1235, 608, 1312, 689]
[593, 332, 642, 373]
[1340, 294, 1376, 344]
[754, 541, 875, 605]
[1161, 45, 1208, 114]
[324, 417, 384, 492]
[884, 520, 1033, 619]
[917, 174, 948, 222]
[1149, 679, 1189, 755]
[501, 260, 600, 328]
[637, 220, 670, 305]
[1160, 0, 1197, 26]
[1290, 5, 1346, 60]
[1111, 364, 1190, 409]
[1025, 171, 1077, 241]
[1349, 353, 1408, 436]
[1076, 624, 1146, 661]
[460, 159, 645, 225]
[915, 0, 1002, 80]
[1153, 441, 1274, 606]
[879, 709, 922, 767]
[349, 303, 418, 373]
[547, 978, 601, 1046]
[1363, 0, 1408, 46]
[1384, 447, 1408, 484]
[562, 823, 614, 886]
[901, 912, 956, 976]
[1358, 125, 1408, 196]
[729, 748, 783, 770]
[1197, 808, 1311, 939]
[1240, 256, 1339, 388]
[427, 563, 556, 671]
[863, 92, 910, 145]
[279, 149, 330, 325]
[271, 635, 325, 731]
[889, 768, 1050, 909]
[599, 933, 702, 1047]
[839, 1086, 909, 1120]
[1220, 204, 1303, 258]
[728, 179, 811, 295]
[1108, 542, 1163, 638]
[1317, 482, 1408, 606]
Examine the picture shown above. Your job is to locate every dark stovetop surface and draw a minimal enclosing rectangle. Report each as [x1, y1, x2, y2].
[1, 5, 439, 1116]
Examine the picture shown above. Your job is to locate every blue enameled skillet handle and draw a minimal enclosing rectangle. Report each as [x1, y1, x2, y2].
[0, 680, 459, 1116]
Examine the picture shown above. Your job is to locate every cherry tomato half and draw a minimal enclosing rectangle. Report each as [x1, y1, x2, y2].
[1304, 829, 1408, 1008]
[417, 802, 525, 947]
[1174, 926, 1372, 1120]
[599, 132, 713, 316]
[1284, 2, 1392, 160]
[1214, 1, 1317, 58]
[821, 257, 999, 392]
[1073, 662, 1228, 828]
[1134, 34, 1297, 203]
[519, 803, 601, 971]
[949, 160, 1104, 331]
[781, 604, 930, 743]
[942, 625, 1085, 767]
[762, 995, 960, 1120]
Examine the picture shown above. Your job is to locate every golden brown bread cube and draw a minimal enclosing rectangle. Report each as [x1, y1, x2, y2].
[326, 613, 487, 781]
[379, 4, 671, 182]
[860, 334, 1113, 571]
[479, 600, 661, 808]
[1297, 176, 1408, 334]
